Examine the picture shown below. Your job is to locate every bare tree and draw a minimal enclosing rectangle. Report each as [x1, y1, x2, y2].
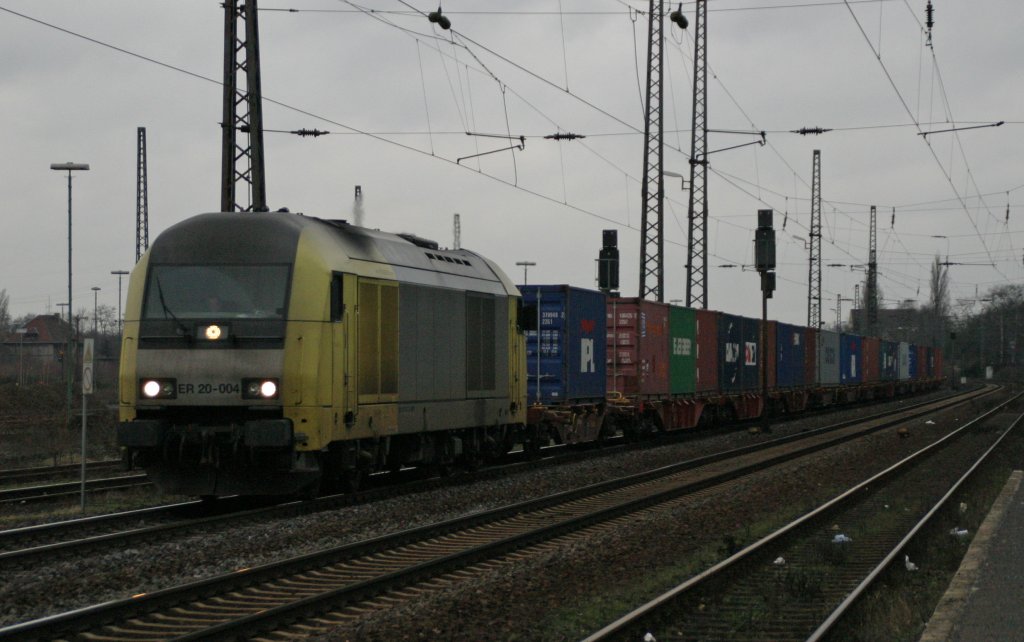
[929, 255, 950, 317]
[929, 255, 950, 346]
[0, 288, 10, 334]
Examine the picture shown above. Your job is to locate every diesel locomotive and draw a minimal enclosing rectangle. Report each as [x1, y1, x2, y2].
[117, 211, 525, 497]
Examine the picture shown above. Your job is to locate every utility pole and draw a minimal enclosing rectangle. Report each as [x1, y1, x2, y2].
[866, 205, 879, 336]
[685, 0, 708, 309]
[136, 127, 149, 262]
[808, 150, 822, 328]
[221, 0, 268, 213]
[638, 0, 666, 301]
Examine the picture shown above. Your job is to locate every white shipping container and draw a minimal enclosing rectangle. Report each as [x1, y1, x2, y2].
[898, 342, 911, 381]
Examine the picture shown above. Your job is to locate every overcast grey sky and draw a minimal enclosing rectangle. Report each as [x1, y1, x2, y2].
[1, 0, 1020, 326]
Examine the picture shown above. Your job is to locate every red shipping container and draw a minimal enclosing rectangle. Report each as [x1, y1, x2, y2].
[606, 298, 670, 397]
[934, 347, 944, 381]
[804, 327, 817, 387]
[695, 309, 719, 393]
[916, 345, 928, 379]
[862, 336, 881, 383]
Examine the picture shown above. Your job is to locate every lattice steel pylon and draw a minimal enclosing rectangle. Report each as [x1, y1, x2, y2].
[685, 0, 708, 309]
[136, 127, 149, 263]
[221, 0, 268, 213]
[638, 0, 665, 301]
[866, 205, 879, 335]
[808, 149, 822, 328]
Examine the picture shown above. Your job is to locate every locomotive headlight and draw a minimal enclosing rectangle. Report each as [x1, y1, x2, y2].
[201, 324, 228, 341]
[242, 378, 280, 399]
[140, 378, 176, 399]
[142, 380, 160, 398]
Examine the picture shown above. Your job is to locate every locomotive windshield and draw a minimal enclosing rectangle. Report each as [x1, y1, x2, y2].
[142, 264, 291, 320]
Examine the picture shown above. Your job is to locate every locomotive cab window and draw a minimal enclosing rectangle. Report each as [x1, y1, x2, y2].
[330, 273, 345, 321]
[142, 264, 290, 320]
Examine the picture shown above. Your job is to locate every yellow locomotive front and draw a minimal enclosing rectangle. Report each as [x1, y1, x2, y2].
[118, 212, 317, 496]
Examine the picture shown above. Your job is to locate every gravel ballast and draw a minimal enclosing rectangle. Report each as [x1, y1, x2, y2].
[0, 390, 978, 633]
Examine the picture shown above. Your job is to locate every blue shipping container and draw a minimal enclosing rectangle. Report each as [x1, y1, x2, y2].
[718, 313, 743, 391]
[880, 340, 899, 381]
[907, 344, 919, 379]
[839, 334, 863, 384]
[776, 323, 806, 388]
[718, 314, 760, 392]
[520, 285, 607, 405]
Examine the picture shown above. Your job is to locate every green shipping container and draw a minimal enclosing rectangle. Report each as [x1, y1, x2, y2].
[669, 305, 697, 395]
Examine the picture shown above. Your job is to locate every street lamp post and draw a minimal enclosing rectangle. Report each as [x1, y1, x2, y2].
[51, 162, 89, 432]
[111, 270, 129, 337]
[91, 287, 101, 336]
[516, 261, 536, 285]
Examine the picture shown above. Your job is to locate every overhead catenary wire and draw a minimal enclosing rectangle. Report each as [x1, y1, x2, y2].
[4, 1, 1015, 310]
[842, 0, 1009, 283]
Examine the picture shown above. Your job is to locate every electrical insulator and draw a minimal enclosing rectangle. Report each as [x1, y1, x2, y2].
[670, 4, 688, 29]
[428, 6, 451, 30]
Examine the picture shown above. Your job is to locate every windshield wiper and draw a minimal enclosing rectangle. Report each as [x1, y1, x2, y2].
[156, 276, 191, 338]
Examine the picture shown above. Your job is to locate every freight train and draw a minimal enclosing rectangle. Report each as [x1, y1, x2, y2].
[117, 211, 943, 498]
[521, 285, 942, 446]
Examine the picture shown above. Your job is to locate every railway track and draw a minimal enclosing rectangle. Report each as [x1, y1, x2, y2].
[583, 392, 1021, 641]
[0, 386, 998, 641]
[0, 459, 122, 487]
[0, 387, 987, 570]
[0, 474, 152, 505]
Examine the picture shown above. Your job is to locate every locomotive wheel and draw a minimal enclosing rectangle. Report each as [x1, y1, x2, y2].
[300, 478, 322, 500]
[343, 469, 364, 493]
[460, 451, 484, 472]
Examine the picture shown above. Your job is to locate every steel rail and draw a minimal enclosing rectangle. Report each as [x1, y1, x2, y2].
[582, 390, 1020, 641]
[0, 386, 988, 567]
[0, 474, 151, 505]
[807, 409, 1024, 640]
[0, 388, 980, 567]
[0, 460, 122, 486]
[0, 387, 995, 640]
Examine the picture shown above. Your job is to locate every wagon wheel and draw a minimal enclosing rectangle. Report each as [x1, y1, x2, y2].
[596, 414, 615, 448]
[461, 449, 485, 472]
[523, 424, 546, 458]
[299, 477, 322, 500]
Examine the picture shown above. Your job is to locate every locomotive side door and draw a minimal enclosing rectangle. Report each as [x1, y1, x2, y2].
[330, 273, 356, 434]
